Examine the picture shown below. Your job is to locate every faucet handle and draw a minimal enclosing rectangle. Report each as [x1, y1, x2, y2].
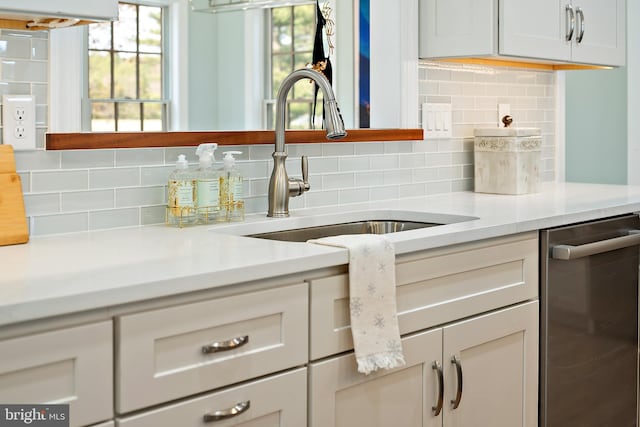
[301, 156, 310, 192]
[288, 155, 311, 197]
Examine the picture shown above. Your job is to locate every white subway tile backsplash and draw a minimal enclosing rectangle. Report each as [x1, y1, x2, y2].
[141, 205, 166, 225]
[383, 170, 412, 185]
[370, 154, 399, 170]
[399, 183, 426, 198]
[23, 193, 60, 215]
[339, 188, 369, 204]
[62, 150, 115, 169]
[116, 148, 165, 166]
[355, 171, 384, 187]
[339, 156, 370, 172]
[354, 142, 385, 155]
[0, 34, 31, 58]
[305, 189, 339, 208]
[426, 181, 452, 195]
[369, 186, 399, 201]
[90, 208, 140, 231]
[31, 212, 89, 236]
[412, 168, 439, 183]
[32, 170, 88, 192]
[398, 153, 426, 169]
[13, 57, 556, 236]
[322, 142, 355, 156]
[61, 190, 115, 212]
[90, 167, 140, 189]
[308, 156, 339, 173]
[15, 151, 60, 171]
[141, 165, 174, 186]
[323, 173, 355, 189]
[115, 186, 166, 207]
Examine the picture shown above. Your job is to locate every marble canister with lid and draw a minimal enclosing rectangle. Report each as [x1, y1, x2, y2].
[473, 127, 542, 195]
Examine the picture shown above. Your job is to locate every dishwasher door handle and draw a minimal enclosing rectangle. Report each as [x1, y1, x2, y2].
[551, 231, 640, 260]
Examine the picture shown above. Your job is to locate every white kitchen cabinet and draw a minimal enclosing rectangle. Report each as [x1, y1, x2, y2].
[309, 301, 538, 427]
[0, 0, 118, 21]
[420, 0, 626, 66]
[442, 301, 538, 427]
[0, 321, 113, 427]
[116, 368, 307, 427]
[309, 328, 444, 427]
[116, 283, 308, 413]
[310, 232, 538, 360]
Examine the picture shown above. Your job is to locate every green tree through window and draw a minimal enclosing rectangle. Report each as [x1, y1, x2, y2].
[269, 3, 318, 130]
[87, 2, 167, 131]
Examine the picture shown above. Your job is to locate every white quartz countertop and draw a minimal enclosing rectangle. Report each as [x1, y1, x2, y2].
[3, 182, 640, 328]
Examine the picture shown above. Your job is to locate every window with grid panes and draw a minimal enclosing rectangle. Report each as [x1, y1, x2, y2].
[269, 3, 319, 130]
[87, 2, 167, 132]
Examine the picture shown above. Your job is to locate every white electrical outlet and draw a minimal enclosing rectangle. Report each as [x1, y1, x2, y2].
[422, 103, 452, 139]
[3, 95, 36, 150]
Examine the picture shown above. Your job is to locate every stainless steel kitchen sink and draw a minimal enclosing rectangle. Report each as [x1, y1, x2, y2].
[249, 220, 444, 242]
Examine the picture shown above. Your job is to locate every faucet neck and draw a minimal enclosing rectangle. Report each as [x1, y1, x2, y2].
[274, 69, 338, 153]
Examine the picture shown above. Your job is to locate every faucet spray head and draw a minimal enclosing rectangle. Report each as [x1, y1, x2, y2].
[324, 99, 347, 139]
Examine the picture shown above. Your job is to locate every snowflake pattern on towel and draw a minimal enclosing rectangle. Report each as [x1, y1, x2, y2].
[350, 297, 363, 317]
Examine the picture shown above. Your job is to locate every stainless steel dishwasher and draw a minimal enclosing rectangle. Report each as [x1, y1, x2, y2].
[540, 214, 640, 427]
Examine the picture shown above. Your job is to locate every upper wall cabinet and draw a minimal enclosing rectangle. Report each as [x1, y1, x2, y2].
[0, 0, 118, 28]
[420, 0, 626, 67]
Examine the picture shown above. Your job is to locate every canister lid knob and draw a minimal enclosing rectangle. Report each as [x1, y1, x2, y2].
[502, 115, 513, 128]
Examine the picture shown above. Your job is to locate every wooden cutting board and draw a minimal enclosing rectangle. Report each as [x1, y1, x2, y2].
[0, 145, 29, 246]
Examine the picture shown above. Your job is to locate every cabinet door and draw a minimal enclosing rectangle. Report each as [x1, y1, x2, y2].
[0, 321, 113, 427]
[0, 0, 118, 21]
[419, 0, 496, 58]
[499, 0, 571, 61]
[309, 328, 443, 427]
[570, 0, 626, 66]
[442, 301, 538, 427]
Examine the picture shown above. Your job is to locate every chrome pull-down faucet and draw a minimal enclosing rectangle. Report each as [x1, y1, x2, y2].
[267, 69, 346, 218]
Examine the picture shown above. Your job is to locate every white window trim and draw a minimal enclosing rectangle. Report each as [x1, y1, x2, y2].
[49, 0, 189, 133]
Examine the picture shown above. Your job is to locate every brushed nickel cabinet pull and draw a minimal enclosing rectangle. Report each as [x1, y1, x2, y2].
[432, 361, 444, 416]
[450, 356, 463, 410]
[566, 4, 575, 41]
[203, 400, 250, 422]
[202, 335, 249, 354]
[576, 7, 585, 43]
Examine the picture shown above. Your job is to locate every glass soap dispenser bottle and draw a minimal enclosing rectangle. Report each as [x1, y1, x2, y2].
[194, 143, 219, 224]
[167, 154, 196, 227]
[219, 151, 245, 222]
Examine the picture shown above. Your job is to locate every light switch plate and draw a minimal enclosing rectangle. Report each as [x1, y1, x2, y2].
[3, 95, 36, 150]
[423, 103, 452, 139]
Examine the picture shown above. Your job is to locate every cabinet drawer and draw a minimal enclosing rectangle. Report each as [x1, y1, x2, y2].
[116, 283, 308, 413]
[116, 368, 307, 427]
[310, 232, 538, 359]
[0, 321, 113, 427]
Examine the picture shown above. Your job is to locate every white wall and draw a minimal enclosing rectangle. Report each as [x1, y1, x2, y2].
[628, 1, 640, 184]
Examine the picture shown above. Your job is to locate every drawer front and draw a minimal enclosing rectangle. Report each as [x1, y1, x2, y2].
[0, 321, 113, 427]
[116, 283, 308, 413]
[310, 232, 538, 359]
[116, 368, 307, 427]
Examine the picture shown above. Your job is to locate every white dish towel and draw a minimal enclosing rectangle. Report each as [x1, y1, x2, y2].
[309, 234, 405, 374]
